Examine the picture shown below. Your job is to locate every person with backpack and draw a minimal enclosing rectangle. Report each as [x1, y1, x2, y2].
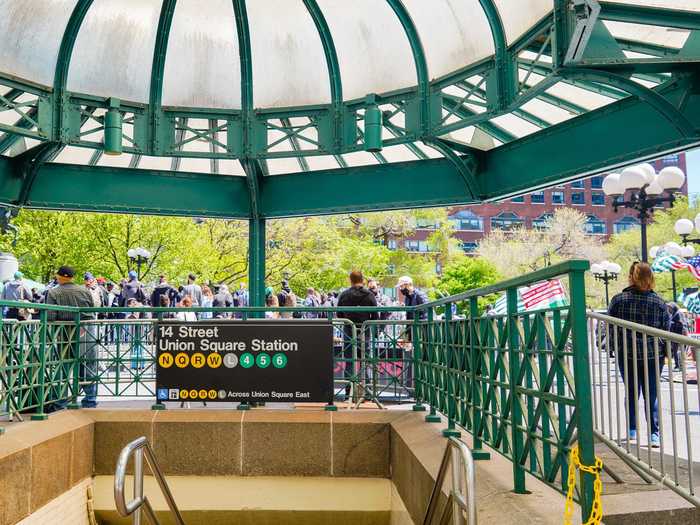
[2, 272, 32, 320]
[119, 271, 147, 306]
[303, 287, 322, 318]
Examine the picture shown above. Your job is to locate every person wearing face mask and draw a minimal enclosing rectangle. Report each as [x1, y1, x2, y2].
[396, 276, 428, 322]
[367, 279, 390, 320]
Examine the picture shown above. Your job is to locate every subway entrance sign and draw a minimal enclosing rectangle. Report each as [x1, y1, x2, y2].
[155, 321, 333, 403]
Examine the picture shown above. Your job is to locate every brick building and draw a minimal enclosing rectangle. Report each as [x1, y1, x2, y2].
[401, 153, 688, 256]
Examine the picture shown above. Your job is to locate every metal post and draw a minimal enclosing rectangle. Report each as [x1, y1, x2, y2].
[640, 214, 648, 262]
[31, 309, 48, 420]
[569, 268, 596, 522]
[469, 297, 490, 460]
[248, 217, 266, 310]
[506, 287, 526, 493]
[603, 271, 610, 307]
[671, 269, 677, 302]
[425, 308, 441, 423]
[442, 305, 460, 437]
[67, 311, 81, 409]
[133, 447, 144, 525]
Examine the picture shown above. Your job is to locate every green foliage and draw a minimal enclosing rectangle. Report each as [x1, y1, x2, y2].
[435, 257, 500, 310]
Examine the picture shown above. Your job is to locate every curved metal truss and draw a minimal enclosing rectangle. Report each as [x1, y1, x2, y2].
[0, 0, 699, 220]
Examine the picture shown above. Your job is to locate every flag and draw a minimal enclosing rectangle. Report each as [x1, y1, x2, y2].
[521, 279, 568, 310]
[683, 291, 700, 314]
[671, 255, 700, 281]
[491, 279, 567, 315]
[651, 254, 684, 273]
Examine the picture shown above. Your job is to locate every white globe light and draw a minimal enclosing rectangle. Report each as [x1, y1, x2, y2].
[602, 173, 623, 196]
[645, 178, 663, 196]
[657, 166, 685, 191]
[681, 245, 695, 258]
[590, 263, 603, 275]
[607, 262, 622, 274]
[637, 163, 656, 184]
[620, 166, 647, 191]
[665, 241, 683, 257]
[674, 218, 694, 236]
[143, 249, 152, 259]
[127, 248, 136, 258]
[649, 246, 660, 259]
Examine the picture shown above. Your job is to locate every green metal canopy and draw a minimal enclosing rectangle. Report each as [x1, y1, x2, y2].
[1, 0, 700, 303]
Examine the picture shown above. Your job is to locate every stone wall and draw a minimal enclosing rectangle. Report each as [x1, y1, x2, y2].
[0, 411, 94, 525]
[16, 478, 91, 525]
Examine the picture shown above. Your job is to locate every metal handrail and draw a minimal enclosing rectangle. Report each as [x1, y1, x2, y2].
[114, 436, 186, 525]
[423, 438, 477, 525]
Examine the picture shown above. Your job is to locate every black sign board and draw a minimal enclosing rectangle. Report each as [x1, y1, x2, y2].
[155, 320, 333, 403]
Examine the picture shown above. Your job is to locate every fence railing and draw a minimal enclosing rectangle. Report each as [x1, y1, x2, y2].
[588, 311, 700, 506]
[412, 260, 596, 521]
[0, 261, 598, 523]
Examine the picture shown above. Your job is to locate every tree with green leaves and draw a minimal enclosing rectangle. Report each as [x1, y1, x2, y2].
[435, 257, 500, 311]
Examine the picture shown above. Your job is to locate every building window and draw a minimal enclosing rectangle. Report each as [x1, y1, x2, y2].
[449, 211, 483, 231]
[405, 240, 430, 252]
[416, 218, 439, 229]
[512, 196, 525, 203]
[533, 214, 553, 230]
[552, 191, 564, 205]
[387, 263, 396, 275]
[571, 180, 584, 189]
[531, 191, 545, 204]
[585, 215, 606, 235]
[614, 216, 639, 234]
[491, 212, 523, 231]
[591, 192, 605, 206]
[461, 242, 478, 253]
[590, 176, 603, 189]
[387, 239, 397, 250]
[571, 192, 585, 205]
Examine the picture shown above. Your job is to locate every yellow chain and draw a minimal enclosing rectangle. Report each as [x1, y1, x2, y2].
[563, 445, 604, 525]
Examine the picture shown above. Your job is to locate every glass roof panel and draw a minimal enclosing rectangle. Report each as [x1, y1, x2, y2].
[316, 0, 416, 101]
[68, 0, 161, 103]
[493, 0, 552, 44]
[52, 146, 94, 165]
[600, 0, 700, 12]
[247, 0, 330, 108]
[162, 0, 241, 109]
[402, 0, 494, 80]
[603, 21, 690, 48]
[0, 0, 78, 87]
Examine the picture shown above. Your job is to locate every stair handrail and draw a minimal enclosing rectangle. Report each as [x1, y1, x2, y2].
[423, 437, 477, 525]
[114, 436, 186, 525]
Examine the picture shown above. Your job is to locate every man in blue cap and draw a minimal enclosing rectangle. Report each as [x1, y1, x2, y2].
[2, 270, 31, 319]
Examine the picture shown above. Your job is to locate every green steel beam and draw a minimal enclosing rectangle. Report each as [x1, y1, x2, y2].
[480, 78, 700, 199]
[559, 67, 696, 137]
[53, 0, 93, 141]
[0, 158, 250, 218]
[441, 96, 517, 144]
[423, 139, 479, 200]
[280, 117, 310, 172]
[478, 0, 516, 109]
[149, 0, 177, 152]
[248, 216, 266, 308]
[599, 3, 700, 31]
[616, 38, 680, 58]
[260, 158, 478, 217]
[0, 108, 39, 154]
[386, 0, 431, 134]
[302, 0, 343, 152]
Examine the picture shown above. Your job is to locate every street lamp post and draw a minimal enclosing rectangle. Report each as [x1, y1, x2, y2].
[591, 261, 621, 307]
[603, 165, 686, 262]
[127, 247, 151, 280]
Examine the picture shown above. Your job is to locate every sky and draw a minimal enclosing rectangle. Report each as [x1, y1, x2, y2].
[687, 147, 700, 196]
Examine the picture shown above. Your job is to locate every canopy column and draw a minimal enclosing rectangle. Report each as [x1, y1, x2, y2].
[248, 216, 266, 309]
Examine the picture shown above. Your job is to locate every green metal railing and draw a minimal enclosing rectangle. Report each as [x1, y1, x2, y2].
[0, 261, 595, 521]
[412, 260, 594, 520]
